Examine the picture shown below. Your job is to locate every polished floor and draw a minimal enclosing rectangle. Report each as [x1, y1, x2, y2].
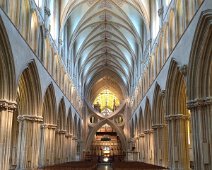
[97, 163, 113, 170]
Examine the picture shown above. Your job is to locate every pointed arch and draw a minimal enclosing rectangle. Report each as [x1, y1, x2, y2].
[77, 118, 82, 139]
[165, 59, 190, 169]
[187, 10, 212, 169]
[0, 16, 16, 101]
[134, 113, 138, 136]
[144, 98, 152, 130]
[67, 107, 73, 134]
[187, 10, 212, 100]
[165, 60, 187, 116]
[57, 98, 66, 130]
[152, 83, 165, 125]
[42, 83, 57, 124]
[20, 0, 30, 40]
[168, 9, 176, 51]
[85, 119, 126, 151]
[176, 0, 185, 40]
[17, 60, 42, 116]
[30, 11, 39, 53]
[139, 107, 144, 133]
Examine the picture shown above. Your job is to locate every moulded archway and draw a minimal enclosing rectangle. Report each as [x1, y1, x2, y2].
[152, 83, 168, 167]
[165, 59, 190, 170]
[0, 16, 16, 170]
[85, 119, 126, 151]
[39, 83, 57, 167]
[15, 61, 42, 169]
[187, 10, 212, 169]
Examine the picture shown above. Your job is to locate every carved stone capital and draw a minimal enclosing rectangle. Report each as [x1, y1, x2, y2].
[17, 115, 43, 122]
[144, 129, 154, 134]
[165, 114, 190, 121]
[187, 97, 212, 109]
[152, 124, 167, 129]
[158, 7, 164, 17]
[160, 90, 166, 97]
[44, 7, 51, 16]
[41, 123, 57, 129]
[65, 133, 73, 138]
[72, 136, 77, 140]
[180, 65, 187, 76]
[0, 99, 17, 112]
[58, 38, 63, 45]
[56, 129, 67, 134]
[139, 133, 145, 137]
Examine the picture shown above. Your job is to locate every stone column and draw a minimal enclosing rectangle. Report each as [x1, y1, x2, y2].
[39, 124, 57, 167]
[187, 97, 212, 170]
[152, 124, 168, 167]
[65, 133, 72, 162]
[138, 133, 144, 161]
[152, 125, 159, 165]
[144, 129, 154, 164]
[16, 115, 43, 170]
[55, 130, 66, 164]
[72, 136, 77, 160]
[48, 125, 57, 165]
[0, 99, 16, 170]
[139, 133, 145, 162]
[165, 114, 190, 170]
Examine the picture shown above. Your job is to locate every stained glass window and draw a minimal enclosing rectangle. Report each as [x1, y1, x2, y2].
[93, 89, 120, 113]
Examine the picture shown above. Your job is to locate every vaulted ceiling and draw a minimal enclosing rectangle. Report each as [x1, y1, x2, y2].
[61, 0, 149, 98]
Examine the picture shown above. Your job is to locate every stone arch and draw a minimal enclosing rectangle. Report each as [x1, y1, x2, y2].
[144, 98, 152, 130]
[20, 0, 31, 40]
[39, 83, 57, 167]
[131, 117, 135, 138]
[188, 11, 212, 100]
[0, 17, 16, 101]
[77, 118, 82, 139]
[42, 83, 57, 124]
[152, 83, 168, 167]
[55, 98, 67, 164]
[139, 107, 144, 133]
[165, 59, 190, 169]
[168, 9, 176, 52]
[85, 119, 127, 151]
[152, 83, 164, 125]
[0, 16, 16, 170]
[15, 60, 42, 169]
[134, 113, 138, 137]
[16, 60, 42, 117]
[73, 114, 78, 137]
[67, 107, 73, 134]
[187, 10, 212, 169]
[57, 98, 66, 130]
[143, 97, 154, 164]
[176, 0, 185, 40]
[30, 11, 39, 53]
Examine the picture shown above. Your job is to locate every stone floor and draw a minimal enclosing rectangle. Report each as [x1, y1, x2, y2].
[97, 163, 113, 170]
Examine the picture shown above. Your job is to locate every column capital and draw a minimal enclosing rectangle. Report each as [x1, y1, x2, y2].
[72, 136, 78, 140]
[158, 7, 164, 17]
[0, 99, 17, 111]
[56, 129, 67, 134]
[44, 7, 51, 16]
[152, 124, 167, 129]
[165, 114, 190, 121]
[17, 115, 43, 122]
[65, 133, 73, 138]
[144, 129, 154, 134]
[187, 97, 212, 109]
[139, 133, 145, 137]
[41, 123, 57, 129]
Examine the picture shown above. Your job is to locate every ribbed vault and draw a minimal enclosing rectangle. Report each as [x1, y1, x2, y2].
[61, 0, 148, 95]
